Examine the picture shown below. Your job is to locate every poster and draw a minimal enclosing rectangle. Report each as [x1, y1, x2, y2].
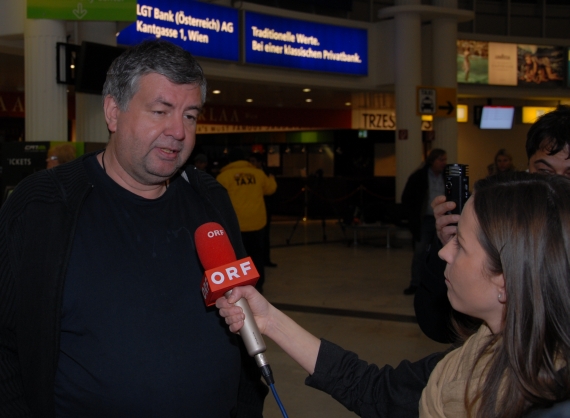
[457, 40, 488, 84]
[517, 44, 565, 87]
[488, 42, 518, 86]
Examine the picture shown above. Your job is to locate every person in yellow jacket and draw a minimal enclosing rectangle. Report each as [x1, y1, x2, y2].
[217, 148, 277, 293]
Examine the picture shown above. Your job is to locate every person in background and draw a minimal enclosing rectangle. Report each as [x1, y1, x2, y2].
[401, 148, 447, 295]
[217, 148, 277, 293]
[46, 143, 77, 169]
[486, 148, 515, 176]
[193, 153, 208, 172]
[0, 40, 267, 417]
[218, 172, 570, 418]
[415, 105, 570, 344]
[249, 152, 278, 268]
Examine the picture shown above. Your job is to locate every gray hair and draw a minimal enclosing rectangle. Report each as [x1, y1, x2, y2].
[102, 40, 207, 110]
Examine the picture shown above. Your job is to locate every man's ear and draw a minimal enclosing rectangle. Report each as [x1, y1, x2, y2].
[103, 95, 119, 133]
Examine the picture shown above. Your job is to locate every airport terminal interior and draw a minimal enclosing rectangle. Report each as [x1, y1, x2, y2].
[2, 0, 570, 416]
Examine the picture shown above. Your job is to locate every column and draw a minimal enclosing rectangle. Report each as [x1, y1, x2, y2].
[75, 22, 117, 143]
[24, 19, 67, 142]
[432, 0, 459, 163]
[394, 0, 422, 202]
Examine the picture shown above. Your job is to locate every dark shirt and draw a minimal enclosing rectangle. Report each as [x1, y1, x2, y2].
[54, 156, 241, 417]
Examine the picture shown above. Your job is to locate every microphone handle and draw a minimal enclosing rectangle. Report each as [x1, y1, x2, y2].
[225, 290, 267, 357]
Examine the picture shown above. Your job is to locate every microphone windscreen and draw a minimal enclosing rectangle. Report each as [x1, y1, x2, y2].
[195, 222, 237, 270]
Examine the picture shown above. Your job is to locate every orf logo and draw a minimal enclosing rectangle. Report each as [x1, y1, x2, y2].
[207, 230, 225, 238]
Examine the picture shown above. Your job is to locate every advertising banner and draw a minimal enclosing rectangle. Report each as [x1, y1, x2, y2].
[458, 39, 567, 88]
[27, 0, 136, 21]
[488, 42, 518, 86]
[517, 44, 565, 87]
[457, 40, 488, 84]
[117, 1, 239, 62]
[244, 11, 368, 76]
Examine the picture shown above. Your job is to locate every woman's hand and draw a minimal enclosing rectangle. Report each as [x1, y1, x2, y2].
[216, 285, 271, 334]
[432, 195, 461, 245]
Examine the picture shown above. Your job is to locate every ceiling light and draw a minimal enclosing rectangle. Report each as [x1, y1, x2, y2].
[345, 102, 351, 106]
[246, 98, 253, 103]
[303, 88, 311, 92]
[70, 64, 75, 69]
[212, 90, 221, 94]
[305, 98, 312, 103]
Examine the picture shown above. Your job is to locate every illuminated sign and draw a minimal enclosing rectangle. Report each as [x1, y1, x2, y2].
[27, 0, 136, 21]
[456, 104, 468, 122]
[244, 11, 368, 76]
[522, 106, 556, 124]
[117, 0, 239, 62]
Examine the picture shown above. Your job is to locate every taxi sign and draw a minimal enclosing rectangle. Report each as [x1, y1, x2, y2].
[417, 86, 457, 118]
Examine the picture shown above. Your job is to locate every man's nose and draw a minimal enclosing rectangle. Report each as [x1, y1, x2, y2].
[165, 116, 185, 140]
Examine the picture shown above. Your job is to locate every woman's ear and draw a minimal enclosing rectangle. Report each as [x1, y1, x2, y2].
[494, 273, 506, 304]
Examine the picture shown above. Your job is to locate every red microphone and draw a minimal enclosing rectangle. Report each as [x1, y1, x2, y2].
[195, 222, 268, 363]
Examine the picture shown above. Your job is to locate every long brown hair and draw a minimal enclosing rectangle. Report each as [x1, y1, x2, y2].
[466, 172, 570, 417]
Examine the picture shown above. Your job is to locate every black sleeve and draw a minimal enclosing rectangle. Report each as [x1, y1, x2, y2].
[0, 199, 33, 417]
[413, 235, 456, 344]
[305, 339, 444, 418]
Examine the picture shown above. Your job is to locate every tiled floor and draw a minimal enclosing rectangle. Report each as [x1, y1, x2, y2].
[258, 220, 450, 418]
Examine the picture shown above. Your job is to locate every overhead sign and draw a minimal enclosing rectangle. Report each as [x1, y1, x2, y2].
[117, 0, 239, 62]
[27, 0, 136, 21]
[244, 11, 368, 76]
[417, 86, 456, 118]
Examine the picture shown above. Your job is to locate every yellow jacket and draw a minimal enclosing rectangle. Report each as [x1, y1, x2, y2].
[217, 160, 277, 232]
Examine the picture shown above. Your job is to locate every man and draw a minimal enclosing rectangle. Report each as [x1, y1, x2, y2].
[249, 152, 278, 268]
[415, 105, 570, 344]
[46, 143, 77, 169]
[217, 149, 277, 293]
[0, 40, 266, 417]
[193, 153, 208, 172]
[401, 148, 447, 295]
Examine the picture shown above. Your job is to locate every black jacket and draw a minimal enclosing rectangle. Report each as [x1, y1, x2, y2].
[305, 339, 444, 417]
[401, 165, 437, 241]
[0, 152, 267, 417]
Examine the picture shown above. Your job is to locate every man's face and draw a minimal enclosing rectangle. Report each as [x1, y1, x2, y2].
[431, 154, 448, 175]
[528, 145, 570, 178]
[105, 73, 202, 187]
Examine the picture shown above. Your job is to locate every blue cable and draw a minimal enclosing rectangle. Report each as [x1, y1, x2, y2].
[269, 382, 289, 418]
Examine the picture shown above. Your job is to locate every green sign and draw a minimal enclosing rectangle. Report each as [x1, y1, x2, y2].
[27, 0, 136, 21]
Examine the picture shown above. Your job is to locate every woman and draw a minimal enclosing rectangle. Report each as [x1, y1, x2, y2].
[487, 148, 515, 176]
[217, 172, 570, 418]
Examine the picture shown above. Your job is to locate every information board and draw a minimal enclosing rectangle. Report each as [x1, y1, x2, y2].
[117, 0, 239, 62]
[244, 11, 368, 76]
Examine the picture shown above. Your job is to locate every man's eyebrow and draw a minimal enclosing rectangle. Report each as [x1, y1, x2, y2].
[149, 99, 202, 112]
[184, 105, 202, 112]
[150, 98, 173, 108]
[533, 159, 554, 169]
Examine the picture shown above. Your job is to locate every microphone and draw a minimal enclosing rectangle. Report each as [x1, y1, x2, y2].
[194, 222, 271, 372]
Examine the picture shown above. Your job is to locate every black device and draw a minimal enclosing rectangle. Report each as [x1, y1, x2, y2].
[445, 164, 469, 214]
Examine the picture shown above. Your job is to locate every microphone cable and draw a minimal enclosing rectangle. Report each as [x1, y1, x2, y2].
[260, 363, 289, 418]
